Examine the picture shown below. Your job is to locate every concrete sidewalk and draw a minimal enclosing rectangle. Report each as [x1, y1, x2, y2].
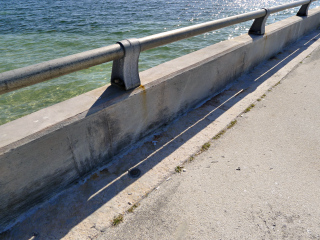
[2, 31, 320, 239]
[98, 38, 320, 238]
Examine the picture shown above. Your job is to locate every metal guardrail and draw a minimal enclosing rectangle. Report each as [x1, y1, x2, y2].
[0, 0, 316, 94]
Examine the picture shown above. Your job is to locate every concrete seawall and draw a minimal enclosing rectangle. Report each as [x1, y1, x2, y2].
[1, 8, 320, 232]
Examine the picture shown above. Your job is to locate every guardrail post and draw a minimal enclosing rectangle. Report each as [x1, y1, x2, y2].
[111, 38, 141, 90]
[297, 0, 312, 16]
[249, 8, 270, 35]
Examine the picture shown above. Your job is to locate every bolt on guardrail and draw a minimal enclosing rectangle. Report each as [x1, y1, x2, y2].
[0, 0, 316, 94]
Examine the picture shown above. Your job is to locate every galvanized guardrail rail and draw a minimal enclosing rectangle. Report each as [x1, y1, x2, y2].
[0, 0, 317, 94]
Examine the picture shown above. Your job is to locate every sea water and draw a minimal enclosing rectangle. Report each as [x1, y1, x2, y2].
[1, 0, 319, 125]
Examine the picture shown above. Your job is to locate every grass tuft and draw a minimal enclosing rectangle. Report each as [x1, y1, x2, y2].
[112, 214, 123, 226]
[275, 81, 281, 86]
[213, 130, 226, 140]
[128, 204, 139, 213]
[201, 142, 211, 151]
[175, 166, 183, 173]
[243, 104, 255, 113]
[227, 120, 237, 129]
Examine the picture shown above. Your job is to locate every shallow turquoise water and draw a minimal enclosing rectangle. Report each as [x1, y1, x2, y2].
[1, 0, 319, 125]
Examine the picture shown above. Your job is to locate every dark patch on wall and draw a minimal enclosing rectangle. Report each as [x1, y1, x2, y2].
[0, 166, 76, 230]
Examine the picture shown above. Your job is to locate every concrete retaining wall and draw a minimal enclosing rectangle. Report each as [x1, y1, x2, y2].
[1, 8, 320, 232]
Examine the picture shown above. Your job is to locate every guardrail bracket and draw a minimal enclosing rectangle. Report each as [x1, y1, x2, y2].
[249, 8, 270, 35]
[111, 38, 141, 90]
[297, 1, 312, 16]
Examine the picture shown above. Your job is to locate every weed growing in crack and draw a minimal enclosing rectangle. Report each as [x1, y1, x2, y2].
[112, 214, 123, 226]
[128, 204, 140, 213]
[227, 120, 237, 129]
[243, 104, 255, 113]
[175, 166, 183, 173]
[275, 81, 281, 86]
[213, 130, 226, 140]
[201, 142, 211, 151]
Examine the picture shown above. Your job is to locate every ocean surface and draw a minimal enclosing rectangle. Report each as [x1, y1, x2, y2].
[1, 0, 320, 125]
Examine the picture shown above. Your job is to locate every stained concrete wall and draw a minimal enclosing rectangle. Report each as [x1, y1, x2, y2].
[1, 8, 320, 232]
